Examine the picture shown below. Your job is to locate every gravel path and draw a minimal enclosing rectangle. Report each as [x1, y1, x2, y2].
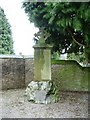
[0, 89, 88, 118]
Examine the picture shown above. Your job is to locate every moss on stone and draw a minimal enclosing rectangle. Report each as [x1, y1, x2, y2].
[25, 81, 60, 104]
[51, 60, 90, 92]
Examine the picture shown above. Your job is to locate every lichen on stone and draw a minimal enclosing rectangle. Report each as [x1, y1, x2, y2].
[25, 81, 60, 104]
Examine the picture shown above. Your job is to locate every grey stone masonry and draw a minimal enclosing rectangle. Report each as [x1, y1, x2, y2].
[25, 81, 60, 104]
[1, 58, 25, 90]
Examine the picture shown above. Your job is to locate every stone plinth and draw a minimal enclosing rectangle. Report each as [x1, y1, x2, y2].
[33, 44, 52, 81]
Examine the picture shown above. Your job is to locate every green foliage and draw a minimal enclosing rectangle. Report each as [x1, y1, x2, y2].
[22, 2, 90, 62]
[67, 52, 87, 65]
[0, 7, 14, 54]
[52, 52, 60, 60]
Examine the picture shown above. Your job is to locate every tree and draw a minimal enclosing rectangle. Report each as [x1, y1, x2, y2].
[0, 7, 14, 54]
[22, 2, 90, 62]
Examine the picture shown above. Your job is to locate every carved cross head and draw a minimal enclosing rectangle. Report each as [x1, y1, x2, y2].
[34, 27, 51, 44]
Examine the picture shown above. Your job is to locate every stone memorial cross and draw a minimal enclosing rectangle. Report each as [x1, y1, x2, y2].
[25, 28, 60, 104]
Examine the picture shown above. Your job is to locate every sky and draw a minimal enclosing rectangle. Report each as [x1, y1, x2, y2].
[0, 0, 39, 55]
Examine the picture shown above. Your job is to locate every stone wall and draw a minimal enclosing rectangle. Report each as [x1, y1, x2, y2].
[52, 60, 89, 92]
[1, 58, 25, 90]
[25, 58, 34, 87]
[0, 58, 89, 91]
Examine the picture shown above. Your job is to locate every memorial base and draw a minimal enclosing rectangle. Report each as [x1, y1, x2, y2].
[25, 81, 60, 104]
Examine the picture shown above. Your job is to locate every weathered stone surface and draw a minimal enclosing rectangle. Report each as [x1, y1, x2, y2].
[34, 49, 51, 81]
[25, 58, 34, 87]
[1, 58, 25, 90]
[51, 61, 89, 91]
[25, 81, 60, 104]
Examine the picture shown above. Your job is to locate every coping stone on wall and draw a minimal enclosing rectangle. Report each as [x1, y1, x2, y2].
[0, 55, 34, 58]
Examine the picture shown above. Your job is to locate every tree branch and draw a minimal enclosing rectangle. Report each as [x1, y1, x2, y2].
[67, 28, 87, 48]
